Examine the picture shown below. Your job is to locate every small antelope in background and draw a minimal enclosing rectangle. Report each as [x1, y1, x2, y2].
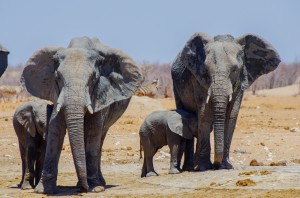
[135, 79, 160, 98]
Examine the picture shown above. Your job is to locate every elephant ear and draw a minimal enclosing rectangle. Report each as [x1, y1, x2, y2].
[92, 43, 143, 111]
[180, 32, 212, 87]
[0, 44, 9, 78]
[22, 46, 64, 102]
[236, 34, 281, 88]
[167, 111, 194, 139]
[16, 105, 36, 137]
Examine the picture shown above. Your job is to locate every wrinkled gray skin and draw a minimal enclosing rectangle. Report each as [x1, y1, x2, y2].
[172, 33, 281, 171]
[140, 110, 197, 177]
[13, 99, 53, 190]
[22, 37, 142, 194]
[0, 44, 9, 77]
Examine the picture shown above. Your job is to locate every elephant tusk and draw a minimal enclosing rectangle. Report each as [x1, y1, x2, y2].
[206, 95, 210, 104]
[229, 94, 232, 102]
[87, 104, 93, 114]
[56, 103, 62, 112]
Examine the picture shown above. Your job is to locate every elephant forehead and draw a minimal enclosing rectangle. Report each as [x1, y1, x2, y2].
[205, 42, 242, 64]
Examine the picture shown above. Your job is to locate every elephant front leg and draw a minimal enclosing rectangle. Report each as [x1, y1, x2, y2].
[21, 135, 37, 190]
[35, 111, 66, 194]
[194, 119, 213, 171]
[85, 127, 105, 193]
[221, 91, 243, 169]
[168, 143, 180, 174]
[221, 117, 237, 169]
[182, 139, 194, 171]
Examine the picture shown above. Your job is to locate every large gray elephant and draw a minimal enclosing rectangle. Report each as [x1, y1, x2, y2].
[139, 109, 197, 177]
[0, 43, 9, 77]
[171, 33, 280, 171]
[13, 99, 53, 190]
[22, 37, 142, 193]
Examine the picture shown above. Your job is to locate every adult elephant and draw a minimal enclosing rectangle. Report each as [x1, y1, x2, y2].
[171, 33, 280, 171]
[22, 37, 142, 193]
[0, 44, 9, 77]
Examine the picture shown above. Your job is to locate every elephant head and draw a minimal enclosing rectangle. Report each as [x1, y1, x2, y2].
[15, 99, 51, 138]
[22, 37, 142, 191]
[0, 44, 9, 77]
[181, 33, 280, 166]
[167, 109, 198, 139]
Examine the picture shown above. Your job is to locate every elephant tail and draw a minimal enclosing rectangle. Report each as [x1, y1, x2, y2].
[139, 139, 143, 160]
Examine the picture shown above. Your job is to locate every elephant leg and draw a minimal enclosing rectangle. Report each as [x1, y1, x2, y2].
[18, 142, 26, 188]
[97, 132, 107, 186]
[221, 91, 243, 169]
[84, 126, 105, 193]
[168, 139, 180, 174]
[140, 136, 158, 177]
[177, 139, 185, 171]
[35, 110, 66, 194]
[221, 118, 237, 169]
[35, 139, 46, 186]
[141, 157, 147, 177]
[21, 135, 36, 189]
[182, 139, 194, 171]
[194, 119, 213, 171]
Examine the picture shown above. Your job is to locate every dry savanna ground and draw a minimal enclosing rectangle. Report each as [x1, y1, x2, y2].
[0, 85, 299, 197]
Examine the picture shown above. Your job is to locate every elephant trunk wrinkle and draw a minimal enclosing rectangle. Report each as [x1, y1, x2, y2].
[212, 95, 228, 167]
[64, 105, 89, 192]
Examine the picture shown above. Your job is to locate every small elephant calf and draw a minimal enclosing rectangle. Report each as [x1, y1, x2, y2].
[13, 99, 53, 189]
[139, 109, 197, 177]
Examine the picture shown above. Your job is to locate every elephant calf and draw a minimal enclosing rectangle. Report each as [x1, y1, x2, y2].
[139, 110, 197, 177]
[13, 99, 53, 189]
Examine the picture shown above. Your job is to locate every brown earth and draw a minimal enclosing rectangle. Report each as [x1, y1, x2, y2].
[0, 90, 300, 197]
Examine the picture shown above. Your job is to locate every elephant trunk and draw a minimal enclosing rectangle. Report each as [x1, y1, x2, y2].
[64, 104, 89, 192]
[211, 75, 229, 169]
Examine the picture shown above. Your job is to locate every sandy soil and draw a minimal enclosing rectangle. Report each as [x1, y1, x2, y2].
[0, 89, 300, 197]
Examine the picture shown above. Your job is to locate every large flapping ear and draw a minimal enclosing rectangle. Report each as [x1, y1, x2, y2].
[16, 105, 36, 137]
[91, 42, 143, 112]
[180, 32, 212, 87]
[167, 111, 194, 139]
[236, 34, 281, 88]
[22, 46, 64, 102]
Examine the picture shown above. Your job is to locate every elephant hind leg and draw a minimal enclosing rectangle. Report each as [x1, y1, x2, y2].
[18, 142, 26, 188]
[141, 158, 147, 177]
[141, 136, 158, 177]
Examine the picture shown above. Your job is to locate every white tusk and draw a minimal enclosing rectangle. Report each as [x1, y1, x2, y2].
[87, 105, 93, 114]
[56, 103, 62, 112]
[206, 95, 210, 104]
[229, 94, 232, 102]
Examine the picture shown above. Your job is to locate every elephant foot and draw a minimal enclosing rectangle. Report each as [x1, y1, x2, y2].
[89, 185, 105, 193]
[146, 171, 158, 177]
[194, 159, 213, 171]
[182, 163, 194, 172]
[21, 181, 33, 190]
[218, 160, 234, 170]
[34, 182, 58, 194]
[168, 168, 180, 174]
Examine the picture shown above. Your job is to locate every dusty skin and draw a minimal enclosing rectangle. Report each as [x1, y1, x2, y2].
[0, 87, 300, 197]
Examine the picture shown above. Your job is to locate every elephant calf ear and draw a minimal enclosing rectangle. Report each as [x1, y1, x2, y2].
[167, 112, 193, 139]
[15, 105, 36, 137]
[236, 35, 281, 87]
[22, 46, 63, 102]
